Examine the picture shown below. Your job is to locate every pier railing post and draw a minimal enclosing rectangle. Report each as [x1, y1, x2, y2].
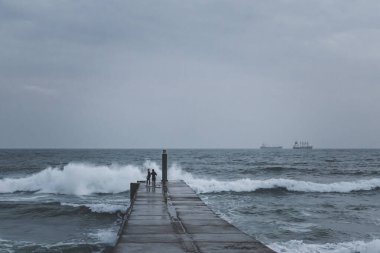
[162, 149, 168, 184]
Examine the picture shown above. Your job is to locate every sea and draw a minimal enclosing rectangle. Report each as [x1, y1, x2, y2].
[0, 149, 380, 253]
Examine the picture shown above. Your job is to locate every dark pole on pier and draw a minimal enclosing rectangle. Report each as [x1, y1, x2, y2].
[162, 149, 168, 184]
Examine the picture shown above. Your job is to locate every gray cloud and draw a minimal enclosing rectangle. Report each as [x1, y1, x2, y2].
[1, 0, 379, 148]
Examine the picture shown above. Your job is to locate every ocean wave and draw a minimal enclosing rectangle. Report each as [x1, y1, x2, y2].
[185, 177, 380, 194]
[88, 228, 118, 244]
[256, 166, 297, 172]
[0, 162, 151, 195]
[1, 161, 379, 195]
[61, 203, 126, 214]
[166, 164, 380, 194]
[0, 201, 121, 217]
[268, 239, 380, 253]
[0, 238, 112, 253]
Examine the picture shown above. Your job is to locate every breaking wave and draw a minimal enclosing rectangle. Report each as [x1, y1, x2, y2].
[1, 161, 379, 195]
[268, 239, 380, 253]
[0, 162, 152, 195]
[167, 164, 380, 194]
[185, 177, 380, 194]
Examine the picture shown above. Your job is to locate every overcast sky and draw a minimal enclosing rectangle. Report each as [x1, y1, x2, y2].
[0, 0, 379, 148]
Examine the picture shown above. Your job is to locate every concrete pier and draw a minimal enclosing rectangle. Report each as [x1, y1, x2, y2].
[113, 180, 275, 253]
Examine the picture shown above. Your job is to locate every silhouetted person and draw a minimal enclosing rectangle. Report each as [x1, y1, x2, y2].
[146, 169, 151, 185]
[151, 169, 157, 186]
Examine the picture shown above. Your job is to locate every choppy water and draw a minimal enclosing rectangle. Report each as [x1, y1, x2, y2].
[0, 149, 380, 252]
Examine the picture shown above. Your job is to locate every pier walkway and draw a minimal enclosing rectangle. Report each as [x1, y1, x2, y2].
[113, 180, 275, 253]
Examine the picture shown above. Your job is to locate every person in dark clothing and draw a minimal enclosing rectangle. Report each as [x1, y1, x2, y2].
[146, 169, 151, 185]
[151, 169, 157, 186]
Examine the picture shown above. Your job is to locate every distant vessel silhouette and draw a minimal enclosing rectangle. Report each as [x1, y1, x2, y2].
[260, 144, 283, 150]
[293, 141, 313, 149]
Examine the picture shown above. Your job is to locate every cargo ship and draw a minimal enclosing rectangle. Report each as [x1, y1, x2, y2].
[293, 141, 313, 149]
[260, 144, 283, 150]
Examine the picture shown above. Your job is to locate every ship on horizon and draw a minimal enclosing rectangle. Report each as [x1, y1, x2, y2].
[260, 144, 283, 150]
[293, 141, 313, 149]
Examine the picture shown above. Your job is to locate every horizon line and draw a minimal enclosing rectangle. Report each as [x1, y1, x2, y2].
[1, 147, 380, 150]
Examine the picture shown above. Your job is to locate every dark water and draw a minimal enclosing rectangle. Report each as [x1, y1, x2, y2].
[0, 149, 380, 252]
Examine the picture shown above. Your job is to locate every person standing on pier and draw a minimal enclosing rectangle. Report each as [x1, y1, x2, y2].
[146, 169, 151, 185]
[151, 169, 157, 186]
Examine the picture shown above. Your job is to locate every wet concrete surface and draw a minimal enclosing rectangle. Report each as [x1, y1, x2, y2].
[113, 181, 275, 253]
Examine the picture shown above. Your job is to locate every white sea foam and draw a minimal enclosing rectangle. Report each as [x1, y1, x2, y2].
[1, 162, 379, 195]
[88, 228, 117, 244]
[61, 203, 126, 213]
[0, 162, 145, 195]
[167, 164, 380, 193]
[268, 239, 380, 253]
[0, 238, 13, 253]
[0, 236, 113, 252]
[185, 177, 380, 194]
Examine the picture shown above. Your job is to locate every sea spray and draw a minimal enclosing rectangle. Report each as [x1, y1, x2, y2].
[0, 163, 145, 195]
[88, 228, 118, 244]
